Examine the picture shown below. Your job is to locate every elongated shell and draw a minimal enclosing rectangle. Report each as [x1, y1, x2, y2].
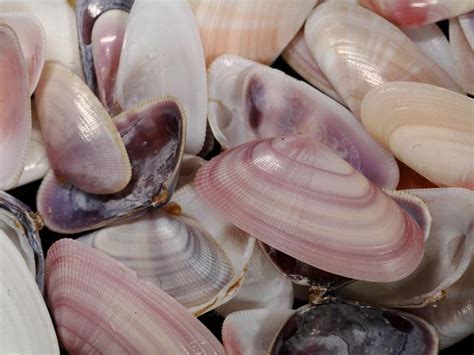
[0, 235, 59, 354]
[222, 309, 295, 355]
[0, 191, 44, 290]
[341, 188, 472, 308]
[450, 15, 474, 95]
[188, 0, 317, 65]
[171, 184, 255, 315]
[304, 2, 462, 117]
[115, 0, 207, 155]
[0, 24, 31, 190]
[37, 97, 185, 234]
[78, 209, 235, 309]
[281, 29, 343, 103]
[35, 63, 131, 194]
[208, 54, 399, 189]
[195, 135, 425, 282]
[270, 298, 438, 354]
[411, 263, 474, 349]
[359, 0, 474, 28]
[0, 0, 82, 76]
[0, 12, 46, 94]
[361, 81, 474, 189]
[46, 239, 225, 354]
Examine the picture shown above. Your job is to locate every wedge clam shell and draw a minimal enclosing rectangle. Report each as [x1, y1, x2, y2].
[222, 309, 295, 355]
[270, 298, 438, 354]
[0, 234, 59, 354]
[194, 135, 425, 282]
[304, 2, 462, 117]
[459, 12, 474, 50]
[0, 191, 44, 290]
[188, 0, 317, 65]
[35, 63, 131, 194]
[78, 209, 234, 309]
[37, 97, 185, 234]
[76, 0, 134, 94]
[359, 0, 474, 28]
[0, 24, 31, 191]
[361, 81, 474, 189]
[45, 239, 225, 354]
[0, 12, 46, 94]
[341, 188, 472, 308]
[450, 15, 474, 95]
[115, 0, 207, 155]
[208, 54, 399, 189]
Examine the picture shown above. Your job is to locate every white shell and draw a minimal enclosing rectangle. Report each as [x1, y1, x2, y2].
[450, 15, 474, 95]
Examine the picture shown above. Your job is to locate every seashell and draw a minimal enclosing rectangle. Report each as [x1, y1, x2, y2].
[217, 243, 294, 317]
[15, 107, 50, 188]
[411, 263, 474, 349]
[78, 209, 235, 309]
[45, 239, 225, 354]
[0, 0, 82, 76]
[222, 309, 295, 355]
[359, 0, 474, 28]
[35, 63, 131, 194]
[459, 12, 474, 50]
[341, 188, 473, 308]
[171, 184, 255, 315]
[91, 9, 127, 115]
[0, 24, 31, 191]
[194, 135, 425, 282]
[0, 234, 59, 354]
[270, 298, 439, 354]
[361, 81, 474, 189]
[0, 191, 44, 290]
[304, 2, 462, 117]
[450, 15, 474, 95]
[402, 24, 456, 81]
[187, 0, 317, 65]
[281, 29, 343, 103]
[175, 154, 207, 191]
[76, 0, 134, 96]
[115, 0, 207, 155]
[37, 97, 185, 234]
[208, 54, 399, 189]
[0, 12, 46, 94]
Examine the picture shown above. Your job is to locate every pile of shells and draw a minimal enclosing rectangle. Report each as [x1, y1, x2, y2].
[1, 0, 473, 354]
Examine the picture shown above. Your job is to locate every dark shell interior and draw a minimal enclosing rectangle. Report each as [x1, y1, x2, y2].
[271, 298, 438, 355]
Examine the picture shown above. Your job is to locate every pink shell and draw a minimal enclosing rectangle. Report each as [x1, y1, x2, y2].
[195, 135, 425, 282]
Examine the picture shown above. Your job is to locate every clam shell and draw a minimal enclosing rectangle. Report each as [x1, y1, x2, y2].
[76, 0, 134, 94]
[175, 154, 207, 191]
[281, 28, 343, 103]
[361, 81, 474, 189]
[270, 298, 439, 354]
[450, 14, 474, 95]
[0, 24, 31, 191]
[411, 263, 474, 349]
[0, 0, 82, 76]
[35, 63, 131, 194]
[340, 188, 473, 308]
[171, 184, 255, 316]
[78, 209, 235, 309]
[304, 2, 462, 117]
[37, 97, 185, 234]
[0, 191, 44, 290]
[91, 9, 127, 115]
[359, 0, 474, 28]
[222, 309, 295, 355]
[45, 239, 225, 354]
[459, 12, 474, 50]
[188, 0, 317, 65]
[208, 54, 399, 189]
[115, 0, 207, 155]
[194, 135, 425, 282]
[217, 243, 294, 317]
[0, 12, 46, 94]
[0, 234, 59, 354]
